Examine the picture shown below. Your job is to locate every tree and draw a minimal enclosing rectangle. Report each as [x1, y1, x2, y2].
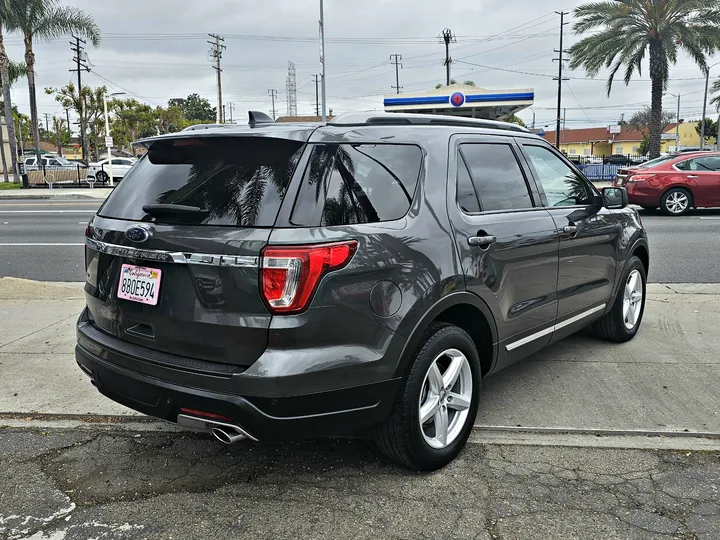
[569, 1, 720, 159]
[4, 0, 100, 166]
[168, 93, 215, 122]
[109, 98, 155, 152]
[46, 82, 96, 159]
[628, 106, 676, 137]
[155, 105, 188, 134]
[695, 118, 718, 143]
[50, 115, 69, 155]
[503, 114, 526, 127]
[711, 79, 720, 111]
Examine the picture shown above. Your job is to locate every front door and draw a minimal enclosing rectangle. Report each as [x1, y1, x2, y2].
[518, 142, 619, 339]
[447, 135, 560, 370]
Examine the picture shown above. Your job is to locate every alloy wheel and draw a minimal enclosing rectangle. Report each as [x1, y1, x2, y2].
[665, 191, 689, 214]
[418, 348, 473, 449]
[623, 269, 643, 330]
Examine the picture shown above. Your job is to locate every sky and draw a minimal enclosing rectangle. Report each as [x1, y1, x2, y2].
[3, 0, 719, 132]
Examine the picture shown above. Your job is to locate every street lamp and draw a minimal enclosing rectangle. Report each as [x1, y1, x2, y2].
[665, 92, 681, 151]
[102, 91, 125, 187]
[700, 60, 720, 150]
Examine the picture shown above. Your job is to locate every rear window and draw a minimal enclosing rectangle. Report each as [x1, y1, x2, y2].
[291, 143, 423, 226]
[98, 137, 304, 227]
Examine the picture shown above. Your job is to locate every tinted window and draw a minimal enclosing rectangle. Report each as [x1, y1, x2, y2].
[686, 156, 720, 171]
[292, 144, 422, 226]
[99, 137, 304, 227]
[457, 155, 480, 213]
[459, 143, 533, 211]
[523, 145, 592, 206]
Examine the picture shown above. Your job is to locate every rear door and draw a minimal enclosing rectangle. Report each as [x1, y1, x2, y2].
[518, 141, 618, 338]
[447, 135, 559, 368]
[85, 135, 307, 367]
[679, 155, 720, 206]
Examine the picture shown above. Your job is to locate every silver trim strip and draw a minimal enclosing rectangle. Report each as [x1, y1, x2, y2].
[85, 238, 259, 268]
[505, 303, 607, 352]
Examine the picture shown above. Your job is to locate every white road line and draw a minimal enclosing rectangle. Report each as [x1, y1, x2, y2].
[0, 243, 84, 246]
[698, 217, 720, 220]
[0, 210, 96, 214]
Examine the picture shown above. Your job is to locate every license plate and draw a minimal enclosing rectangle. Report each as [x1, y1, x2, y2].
[117, 264, 162, 305]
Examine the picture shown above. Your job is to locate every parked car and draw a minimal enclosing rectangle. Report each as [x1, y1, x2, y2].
[603, 154, 644, 166]
[76, 111, 649, 470]
[87, 157, 137, 183]
[22, 155, 79, 171]
[613, 151, 720, 215]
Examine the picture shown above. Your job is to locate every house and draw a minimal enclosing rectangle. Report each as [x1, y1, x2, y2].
[540, 122, 710, 156]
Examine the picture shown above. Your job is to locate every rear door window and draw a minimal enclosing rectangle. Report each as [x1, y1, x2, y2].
[291, 144, 423, 226]
[459, 143, 534, 211]
[98, 137, 304, 227]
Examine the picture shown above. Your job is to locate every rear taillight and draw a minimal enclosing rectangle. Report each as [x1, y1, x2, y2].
[260, 240, 358, 314]
[627, 173, 656, 184]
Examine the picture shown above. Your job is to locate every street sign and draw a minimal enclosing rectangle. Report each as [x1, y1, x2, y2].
[105, 136, 113, 148]
[608, 125, 622, 134]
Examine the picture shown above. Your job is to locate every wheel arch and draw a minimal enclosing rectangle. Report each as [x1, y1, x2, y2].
[393, 292, 498, 379]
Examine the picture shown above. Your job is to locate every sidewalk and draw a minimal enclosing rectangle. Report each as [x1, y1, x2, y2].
[0, 187, 113, 200]
[1, 277, 720, 435]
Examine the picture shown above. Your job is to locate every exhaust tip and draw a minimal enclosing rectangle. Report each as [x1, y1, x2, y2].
[212, 427, 246, 444]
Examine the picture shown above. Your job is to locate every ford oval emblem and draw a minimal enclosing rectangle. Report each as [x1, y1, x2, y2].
[125, 226, 150, 243]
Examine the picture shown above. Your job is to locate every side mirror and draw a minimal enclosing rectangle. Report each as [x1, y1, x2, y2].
[602, 186, 628, 209]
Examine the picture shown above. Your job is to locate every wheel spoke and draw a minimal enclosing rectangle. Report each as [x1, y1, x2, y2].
[628, 273, 638, 293]
[623, 301, 630, 320]
[420, 394, 440, 424]
[434, 406, 449, 446]
[442, 351, 465, 390]
[447, 392, 471, 412]
[427, 363, 443, 393]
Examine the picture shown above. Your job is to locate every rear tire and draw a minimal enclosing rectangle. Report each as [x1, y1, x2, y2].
[660, 187, 692, 216]
[374, 323, 481, 470]
[592, 255, 646, 342]
[95, 170, 109, 183]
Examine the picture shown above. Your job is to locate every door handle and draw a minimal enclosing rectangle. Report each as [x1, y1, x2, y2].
[563, 225, 578, 234]
[687, 175, 699, 179]
[468, 235, 497, 248]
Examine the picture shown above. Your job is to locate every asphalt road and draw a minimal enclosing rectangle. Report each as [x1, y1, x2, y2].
[0, 199, 718, 283]
[2, 428, 719, 539]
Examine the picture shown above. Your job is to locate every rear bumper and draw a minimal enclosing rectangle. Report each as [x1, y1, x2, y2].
[625, 183, 661, 206]
[75, 318, 401, 441]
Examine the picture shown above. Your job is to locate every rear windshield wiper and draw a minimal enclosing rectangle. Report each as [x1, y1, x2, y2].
[142, 204, 209, 217]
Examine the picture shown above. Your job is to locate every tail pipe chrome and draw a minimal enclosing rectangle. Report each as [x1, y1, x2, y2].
[176, 414, 257, 444]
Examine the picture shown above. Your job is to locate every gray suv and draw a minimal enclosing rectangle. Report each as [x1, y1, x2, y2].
[76, 112, 649, 470]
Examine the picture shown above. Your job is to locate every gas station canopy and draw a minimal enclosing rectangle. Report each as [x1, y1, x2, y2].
[383, 83, 534, 120]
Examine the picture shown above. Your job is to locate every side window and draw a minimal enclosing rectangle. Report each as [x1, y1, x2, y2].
[48, 159, 59, 166]
[523, 145, 592, 207]
[292, 144, 423, 226]
[459, 143, 533, 211]
[457, 155, 480, 213]
[675, 160, 690, 171]
[687, 156, 720, 171]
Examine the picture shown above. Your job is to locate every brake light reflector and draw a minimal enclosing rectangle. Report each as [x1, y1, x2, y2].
[260, 241, 358, 314]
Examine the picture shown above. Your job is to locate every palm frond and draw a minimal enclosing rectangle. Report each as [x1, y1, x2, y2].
[33, 6, 100, 45]
[7, 60, 27, 86]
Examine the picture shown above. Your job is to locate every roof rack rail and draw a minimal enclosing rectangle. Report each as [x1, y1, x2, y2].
[249, 110, 275, 127]
[328, 112, 530, 133]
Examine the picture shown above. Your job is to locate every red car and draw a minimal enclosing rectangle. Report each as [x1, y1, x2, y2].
[613, 151, 720, 216]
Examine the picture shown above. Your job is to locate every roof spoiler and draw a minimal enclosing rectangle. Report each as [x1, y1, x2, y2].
[248, 111, 275, 128]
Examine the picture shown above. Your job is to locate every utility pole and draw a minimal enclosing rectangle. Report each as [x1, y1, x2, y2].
[268, 89, 277, 120]
[552, 12, 570, 149]
[65, 108, 71, 142]
[208, 34, 226, 124]
[562, 108, 566, 131]
[313, 74, 320, 116]
[226, 102, 235, 124]
[390, 54, 403, 94]
[439, 29, 456, 86]
[319, 0, 327, 123]
[70, 35, 90, 163]
[43, 113, 50, 134]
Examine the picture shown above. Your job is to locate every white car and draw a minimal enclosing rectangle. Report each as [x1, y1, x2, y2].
[23, 155, 79, 171]
[87, 157, 137, 183]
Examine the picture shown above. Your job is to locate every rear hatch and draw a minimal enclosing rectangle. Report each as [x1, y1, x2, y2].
[84, 134, 306, 368]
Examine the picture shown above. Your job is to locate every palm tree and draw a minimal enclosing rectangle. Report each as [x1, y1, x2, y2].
[569, 1, 720, 158]
[711, 79, 720, 111]
[4, 0, 100, 167]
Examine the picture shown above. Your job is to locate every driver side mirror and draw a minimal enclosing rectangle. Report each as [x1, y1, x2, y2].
[602, 186, 628, 209]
